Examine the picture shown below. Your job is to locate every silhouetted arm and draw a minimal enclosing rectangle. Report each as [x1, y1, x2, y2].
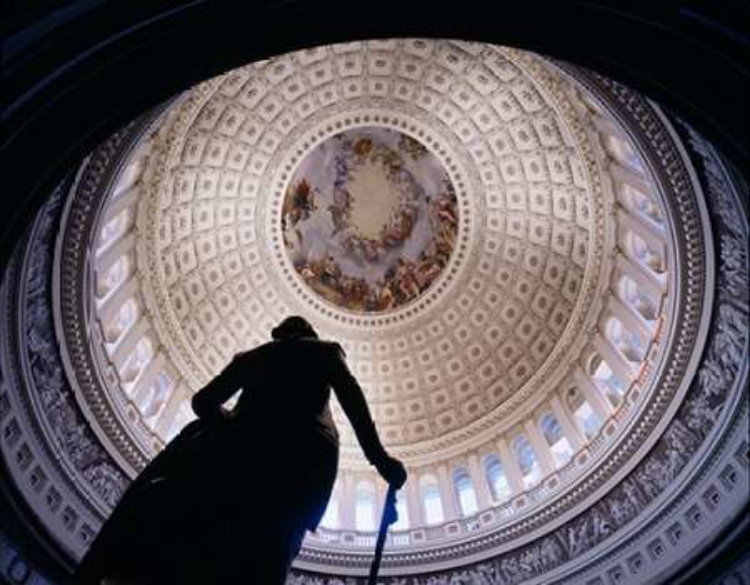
[329, 344, 397, 476]
[329, 344, 407, 487]
[191, 353, 245, 420]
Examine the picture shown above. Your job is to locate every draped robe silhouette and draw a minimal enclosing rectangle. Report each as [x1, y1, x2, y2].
[75, 334, 401, 584]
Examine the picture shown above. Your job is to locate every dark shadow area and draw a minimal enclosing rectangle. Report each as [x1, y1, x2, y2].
[72, 316, 405, 585]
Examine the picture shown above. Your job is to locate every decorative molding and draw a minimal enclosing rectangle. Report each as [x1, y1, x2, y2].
[0, 41, 744, 582]
[287, 80, 749, 583]
[0, 185, 126, 559]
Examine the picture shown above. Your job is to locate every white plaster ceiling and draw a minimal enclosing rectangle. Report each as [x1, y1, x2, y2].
[127, 40, 612, 464]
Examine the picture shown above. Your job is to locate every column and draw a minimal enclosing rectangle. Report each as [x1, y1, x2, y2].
[131, 353, 165, 407]
[98, 277, 138, 327]
[105, 184, 139, 219]
[341, 474, 356, 530]
[96, 233, 135, 275]
[617, 207, 665, 253]
[609, 294, 652, 346]
[406, 476, 424, 527]
[595, 333, 635, 380]
[616, 254, 665, 298]
[467, 453, 492, 510]
[112, 150, 146, 195]
[374, 478, 386, 526]
[591, 115, 629, 142]
[437, 464, 459, 520]
[496, 437, 524, 494]
[523, 419, 555, 475]
[574, 367, 614, 421]
[111, 320, 149, 370]
[610, 162, 651, 194]
[154, 381, 187, 436]
[549, 395, 585, 451]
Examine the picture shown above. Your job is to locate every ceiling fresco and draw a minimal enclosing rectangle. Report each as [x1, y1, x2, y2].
[282, 127, 458, 312]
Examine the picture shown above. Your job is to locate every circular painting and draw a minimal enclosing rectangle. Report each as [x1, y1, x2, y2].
[282, 127, 459, 313]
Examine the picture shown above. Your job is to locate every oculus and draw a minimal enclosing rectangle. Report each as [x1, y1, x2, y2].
[282, 127, 458, 313]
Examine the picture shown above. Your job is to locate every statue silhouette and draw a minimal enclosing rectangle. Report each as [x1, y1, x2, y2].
[74, 315, 407, 584]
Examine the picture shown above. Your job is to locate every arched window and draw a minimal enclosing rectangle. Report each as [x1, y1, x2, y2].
[96, 255, 131, 298]
[512, 435, 541, 489]
[140, 372, 174, 419]
[320, 490, 340, 529]
[98, 209, 131, 248]
[484, 455, 511, 502]
[120, 337, 154, 384]
[566, 389, 602, 439]
[420, 475, 444, 525]
[621, 184, 664, 227]
[605, 134, 643, 172]
[104, 297, 138, 343]
[453, 467, 478, 517]
[626, 232, 665, 275]
[355, 481, 376, 531]
[540, 413, 573, 466]
[392, 488, 409, 531]
[577, 401, 602, 438]
[112, 158, 144, 198]
[591, 359, 625, 406]
[618, 275, 658, 322]
[606, 317, 644, 362]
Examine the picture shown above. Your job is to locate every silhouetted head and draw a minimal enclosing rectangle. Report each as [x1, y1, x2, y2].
[271, 315, 318, 340]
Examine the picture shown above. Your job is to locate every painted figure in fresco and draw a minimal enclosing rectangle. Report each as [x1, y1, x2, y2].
[74, 316, 406, 585]
[396, 259, 421, 301]
[328, 185, 351, 235]
[281, 129, 461, 314]
[435, 193, 458, 227]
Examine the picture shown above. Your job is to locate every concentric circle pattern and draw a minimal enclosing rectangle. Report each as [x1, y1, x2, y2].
[282, 127, 458, 314]
[40, 35, 719, 569]
[135, 41, 608, 462]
